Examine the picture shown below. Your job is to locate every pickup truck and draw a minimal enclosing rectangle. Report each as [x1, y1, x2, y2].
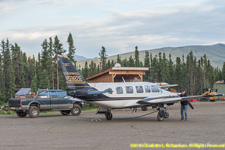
[8, 90, 84, 118]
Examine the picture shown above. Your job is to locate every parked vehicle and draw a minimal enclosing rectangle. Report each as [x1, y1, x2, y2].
[8, 90, 84, 118]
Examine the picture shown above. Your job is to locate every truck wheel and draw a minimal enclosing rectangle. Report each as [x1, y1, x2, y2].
[16, 112, 27, 118]
[71, 104, 81, 116]
[29, 106, 40, 118]
[61, 110, 71, 115]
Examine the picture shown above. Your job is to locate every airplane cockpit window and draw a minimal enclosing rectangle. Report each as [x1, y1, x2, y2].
[136, 86, 143, 93]
[116, 87, 123, 94]
[151, 85, 159, 92]
[126, 86, 133, 94]
[144, 85, 151, 93]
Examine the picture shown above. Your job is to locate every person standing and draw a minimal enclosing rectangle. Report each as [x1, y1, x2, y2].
[180, 90, 188, 121]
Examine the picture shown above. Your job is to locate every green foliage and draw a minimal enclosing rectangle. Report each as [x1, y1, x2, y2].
[99, 46, 107, 71]
[134, 46, 140, 67]
[67, 33, 76, 64]
[0, 34, 224, 99]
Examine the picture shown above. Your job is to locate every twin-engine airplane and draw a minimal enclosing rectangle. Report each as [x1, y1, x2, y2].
[58, 55, 223, 121]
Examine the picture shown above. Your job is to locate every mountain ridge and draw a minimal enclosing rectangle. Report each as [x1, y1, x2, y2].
[76, 43, 225, 69]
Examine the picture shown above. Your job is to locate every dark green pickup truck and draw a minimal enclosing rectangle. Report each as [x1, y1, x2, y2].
[8, 91, 84, 118]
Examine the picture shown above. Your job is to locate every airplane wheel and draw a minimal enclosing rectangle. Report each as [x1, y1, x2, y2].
[157, 112, 164, 121]
[164, 112, 169, 118]
[105, 112, 113, 120]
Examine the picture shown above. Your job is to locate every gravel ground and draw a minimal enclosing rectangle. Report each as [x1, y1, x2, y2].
[0, 101, 225, 150]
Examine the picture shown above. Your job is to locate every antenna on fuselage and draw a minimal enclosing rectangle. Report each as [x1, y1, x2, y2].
[122, 77, 126, 82]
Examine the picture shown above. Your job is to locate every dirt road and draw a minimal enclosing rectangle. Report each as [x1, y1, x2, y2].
[0, 101, 225, 150]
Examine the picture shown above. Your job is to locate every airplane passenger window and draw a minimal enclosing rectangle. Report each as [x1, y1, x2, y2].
[144, 85, 151, 93]
[116, 87, 123, 94]
[126, 86, 133, 94]
[151, 85, 159, 92]
[136, 86, 143, 93]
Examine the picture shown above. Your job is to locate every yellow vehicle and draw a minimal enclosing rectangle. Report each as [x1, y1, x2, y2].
[200, 88, 218, 102]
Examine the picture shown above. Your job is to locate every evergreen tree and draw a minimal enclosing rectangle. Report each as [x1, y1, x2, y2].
[161, 53, 167, 82]
[53, 36, 66, 89]
[30, 57, 37, 93]
[0, 54, 6, 101]
[7, 59, 16, 99]
[67, 33, 76, 64]
[158, 52, 162, 82]
[134, 46, 140, 67]
[82, 61, 89, 79]
[175, 57, 182, 92]
[222, 62, 225, 80]
[38, 69, 49, 89]
[151, 55, 158, 82]
[89, 61, 97, 76]
[11, 43, 25, 89]
[167, 54, 174, 84]
[99, 46, 107, 71]
[144, 51, 150, 81]
[128, 55, 134, 67]
[116, 55, 122, 64]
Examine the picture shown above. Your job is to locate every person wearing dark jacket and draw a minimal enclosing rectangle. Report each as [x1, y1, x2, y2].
[180, 90, 188, 121]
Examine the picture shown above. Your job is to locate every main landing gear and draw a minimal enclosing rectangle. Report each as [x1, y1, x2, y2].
[97, 107, 113, 121]
[105, 111, 113, 120]
[157, 104, 169, 121]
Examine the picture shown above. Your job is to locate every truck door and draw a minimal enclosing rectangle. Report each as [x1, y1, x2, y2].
[50, 95, 60, 109]
[39, 98, 51, 110]
[57, 96, 72, 109]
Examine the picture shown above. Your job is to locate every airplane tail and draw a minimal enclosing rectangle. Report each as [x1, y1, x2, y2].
[58, 55, 90, 89]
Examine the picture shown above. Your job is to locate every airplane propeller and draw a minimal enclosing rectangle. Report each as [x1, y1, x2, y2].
[187, 101, 194, 109]
[185, 82, 194, 110]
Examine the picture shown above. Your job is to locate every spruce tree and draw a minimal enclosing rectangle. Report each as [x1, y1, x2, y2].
[38, 69, 49, 89]
[99, 46, 107, 71]
[53, 36, 66, 89]
[116, 55, 122, 64]
[134, 46, 140, 67]
[144, 51, 150, 81]
[175, 57, 182, 92]
[30, 57, 37, 93]
[7, 59, 16, 99]
[222, 62, 225, 80]
[67, 33, 76, 64]
[0, 54, 6, 102]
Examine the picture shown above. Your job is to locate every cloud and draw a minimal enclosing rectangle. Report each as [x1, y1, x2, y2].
[1, 0, 225, 58]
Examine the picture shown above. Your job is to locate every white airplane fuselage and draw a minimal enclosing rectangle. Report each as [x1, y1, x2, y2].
[86, 82, 178, 109]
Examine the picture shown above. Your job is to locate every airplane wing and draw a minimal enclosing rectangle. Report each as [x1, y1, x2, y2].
[137, 93, 224, 105]
[159, 84, 178, 89]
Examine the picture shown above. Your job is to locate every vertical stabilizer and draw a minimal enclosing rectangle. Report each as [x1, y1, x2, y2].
[58, 55, 90, 89]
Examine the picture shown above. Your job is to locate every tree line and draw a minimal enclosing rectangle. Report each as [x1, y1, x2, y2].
[0, 33, 76, 102]
[0, 34, 225, 103]
[82, 46, 225, 96]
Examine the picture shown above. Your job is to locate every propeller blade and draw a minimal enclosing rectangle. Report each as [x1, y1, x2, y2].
[188, 101, 194, 109]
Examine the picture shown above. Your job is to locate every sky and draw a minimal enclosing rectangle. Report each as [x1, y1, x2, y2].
[0, 0, 225, 58]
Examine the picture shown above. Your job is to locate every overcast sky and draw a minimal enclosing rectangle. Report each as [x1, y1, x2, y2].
[0, 0, 225, 58]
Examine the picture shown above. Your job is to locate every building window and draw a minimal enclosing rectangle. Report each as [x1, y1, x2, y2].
[144, 85, 151, 93]
[136, 86, 143, 93]
[126, 86, 133, 94]
[151, 85, 159, 92]
[116, 87, 123, 94]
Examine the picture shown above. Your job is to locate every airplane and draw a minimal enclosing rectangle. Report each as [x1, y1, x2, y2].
[58, 55, 224, 121]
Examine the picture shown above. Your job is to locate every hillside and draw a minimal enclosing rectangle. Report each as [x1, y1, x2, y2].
[76, 43, 225, 69]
